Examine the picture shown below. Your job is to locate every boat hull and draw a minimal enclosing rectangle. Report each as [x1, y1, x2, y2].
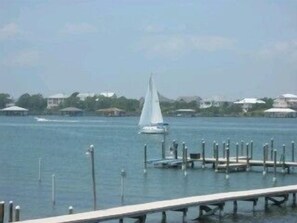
[139, 125, 168, 134]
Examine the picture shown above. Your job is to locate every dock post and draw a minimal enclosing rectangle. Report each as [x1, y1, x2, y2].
[293, 193, 296, 207]
[241, 140, 244, 156]
[182, 142, 186, 171]
[121, 169, 126, 202]
[68, 206, 73, 214]
[282, 144, 286, 173]
[15, 206, 20, 222]
[226, 147, 230, 180]
[144, 144, 147, 174]
[223, 141, 226, 158]
[246, 143, 250, 171]
[236, 143, 239, 163]
[270, 138, 274, 161]
[174, 140, 178, 159]
[52, 174, 56, 207]
[227, 138, 230, 148]
[250, 140, 254, 160]
[161, 211, 166, 223]
[38, 157, 42, 182]
[292, 141, 295, 163]
[213, 141, 216, 158]
[161, 140, 165, 160]
[202, 141, 205, 169]
[233, 200, 238, 214]
[215, 143, 219, 172]
[263, 145, 267, 176]
[273, 149, 277, 183]
[9, 201, 13, 222]
[184, 146, 188, 176]
[0, 201, 4, 223]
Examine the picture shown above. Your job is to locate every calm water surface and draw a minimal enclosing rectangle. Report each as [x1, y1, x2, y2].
[0, 116, 297, 222]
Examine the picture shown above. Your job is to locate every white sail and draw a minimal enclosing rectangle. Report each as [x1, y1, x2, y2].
[139, 75, 163, 126]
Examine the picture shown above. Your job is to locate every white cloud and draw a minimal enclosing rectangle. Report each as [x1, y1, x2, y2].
[0, 23, 21, 40]
[2, 50, 40, 67]
[62, 23, 98, 35]
[143, 25, 164, 34]
[256, 40, 297, 63]
[137, 35, 236, 58]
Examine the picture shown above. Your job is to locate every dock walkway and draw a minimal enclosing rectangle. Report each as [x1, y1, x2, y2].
[18, 185, 297, 223]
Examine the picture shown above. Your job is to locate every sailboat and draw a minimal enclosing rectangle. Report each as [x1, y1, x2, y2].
[139, 75, 168, 134]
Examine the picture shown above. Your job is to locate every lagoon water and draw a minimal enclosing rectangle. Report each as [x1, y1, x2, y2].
[0, 116, 297, 222]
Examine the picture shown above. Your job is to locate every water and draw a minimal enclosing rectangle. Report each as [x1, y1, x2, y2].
[0, 116, 297, 222]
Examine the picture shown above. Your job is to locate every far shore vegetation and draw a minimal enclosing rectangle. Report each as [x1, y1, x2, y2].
[0, 92, 273, 117]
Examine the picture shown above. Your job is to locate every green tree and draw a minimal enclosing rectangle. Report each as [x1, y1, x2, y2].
[0, 93, 12, 108]
[16, 93, 47, 114]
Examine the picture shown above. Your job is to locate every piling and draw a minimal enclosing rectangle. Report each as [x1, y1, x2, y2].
[38, 158, 42, 182]
[226, 147, 230, 180]
[273, 149, 277, 182]
[223, 141, 226, 158]
[144, 144, 147, 173]
[182, 142, 186, 171]
[161, 141, 165, 160]
[0, 201, 4, 223]
[270, 138, 274, 161]
[15, 206, 20, 222]
[241, 141, 244, 156]
[202, 141, 206, 168]
[246, 143, 250, 171]
[68, 206, 73, 214]
[236, 143, 239, 163]
[227, 138, 230, 148]
[161, 211, 166, 223]
[184, 147, 188, 176]
[292, 141, 295, 163]
[212, 141, 216, 158]
[9, 201, 13, 222]
[52, 174, 56, 206]
[173, 141, 178, 159]
[215, 144, 219, 172]
[282, 144, 286, 173]
[250, 140, 254, 160]
[263, 145, 267, 175]
[121, 169, 126, 202]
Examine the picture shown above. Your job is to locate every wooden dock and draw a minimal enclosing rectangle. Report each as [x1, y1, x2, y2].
[17, 185, 297, 223]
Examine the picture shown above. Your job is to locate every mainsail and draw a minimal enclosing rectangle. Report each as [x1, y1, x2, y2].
[139, 76, 163, 126]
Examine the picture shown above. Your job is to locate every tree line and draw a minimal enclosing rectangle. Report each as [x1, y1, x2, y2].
[0, 92, 273, 116]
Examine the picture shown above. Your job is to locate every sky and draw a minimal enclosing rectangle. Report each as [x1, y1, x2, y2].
[0, 0, 296, 100]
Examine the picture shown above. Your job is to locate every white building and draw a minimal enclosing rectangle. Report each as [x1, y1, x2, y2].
[100, 92, 116, 98]
[47, 93, 68, 109]
[234, 98, 265, 112]
[77, 93, 95, 101]
[273, 94, 297, 109]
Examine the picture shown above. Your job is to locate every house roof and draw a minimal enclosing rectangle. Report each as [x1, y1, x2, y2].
[48, 93, 68, 99]
[97, 107, 124, 112]
[176, 109, 196, 113]
[234, 98, 265, 104]
[264, 108, 296, 113]
[280, 94, 297, 99]
[60, 107, 83, 112]
[1, 106, 28, 111]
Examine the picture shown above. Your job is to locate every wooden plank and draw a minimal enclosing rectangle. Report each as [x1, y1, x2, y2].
[18, 185, 297, 223]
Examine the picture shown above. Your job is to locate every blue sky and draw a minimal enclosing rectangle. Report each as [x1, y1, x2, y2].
[0, 0, 296, 100]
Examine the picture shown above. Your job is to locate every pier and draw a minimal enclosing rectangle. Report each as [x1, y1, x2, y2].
[15, 185, 297, 223]
[145, 139, 297, 176]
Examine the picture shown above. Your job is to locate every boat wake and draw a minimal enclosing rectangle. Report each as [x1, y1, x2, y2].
[34, 117, 79, 123]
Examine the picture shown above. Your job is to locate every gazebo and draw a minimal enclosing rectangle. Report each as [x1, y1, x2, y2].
[264, 108, 296, 118]
[60, 107, 83, 116]
[1, 106, 29, 116]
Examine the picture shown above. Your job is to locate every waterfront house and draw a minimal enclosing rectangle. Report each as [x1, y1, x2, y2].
[47, 93, 68, 109]
[273, 94, 297, 109]
[96, 107, 125, 116]
[100, 92, 117, 98]
[1, 106, 28, 116]
[234, 98, 265, 112]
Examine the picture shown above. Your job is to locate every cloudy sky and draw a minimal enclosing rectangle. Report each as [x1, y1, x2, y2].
[0, 0, 296, 100]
